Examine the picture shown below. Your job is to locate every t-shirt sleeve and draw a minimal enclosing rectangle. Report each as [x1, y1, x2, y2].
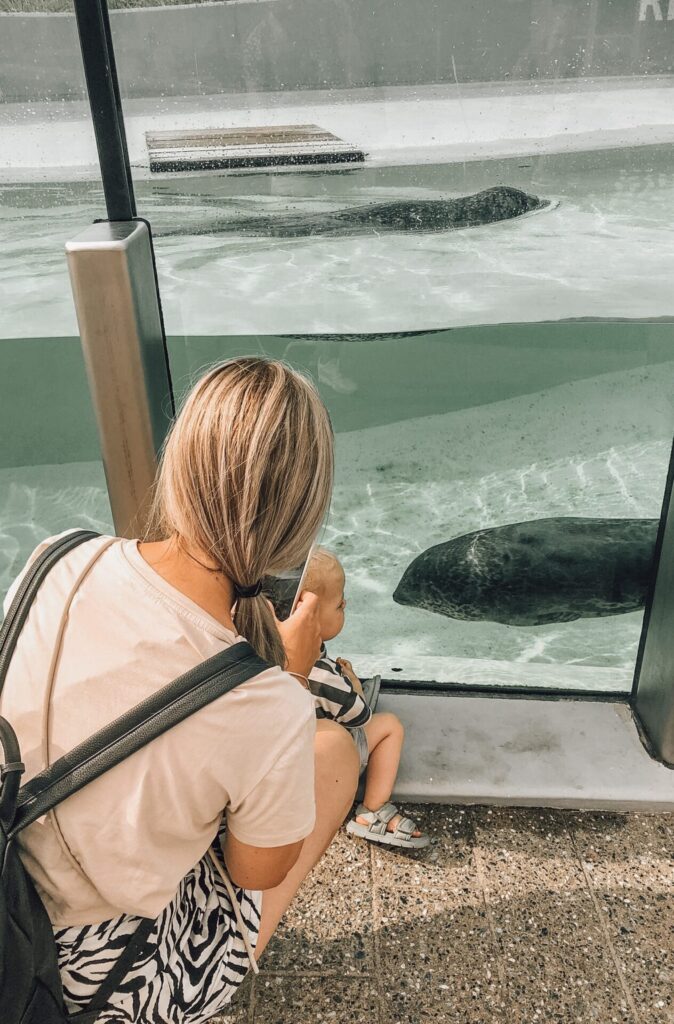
[225, 708, 316, 848]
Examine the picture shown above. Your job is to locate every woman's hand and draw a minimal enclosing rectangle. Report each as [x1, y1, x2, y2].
[275, 591, 322, 678]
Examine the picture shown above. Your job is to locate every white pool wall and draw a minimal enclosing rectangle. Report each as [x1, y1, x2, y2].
[2, 79, 674, 177]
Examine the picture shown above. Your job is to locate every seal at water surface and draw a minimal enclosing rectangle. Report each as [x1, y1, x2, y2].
[393, 517, 659, 626]
[158, 186, 549, 239]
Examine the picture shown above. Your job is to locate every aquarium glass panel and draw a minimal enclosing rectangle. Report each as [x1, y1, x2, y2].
[4, 1, 672, 688]
[166, 326, 674, 692]
[112, 0, 673, 692]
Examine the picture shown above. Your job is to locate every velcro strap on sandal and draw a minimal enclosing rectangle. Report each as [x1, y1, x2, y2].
[354, 804, 377, 823]
[374, 802, 399, 824]
[353, 806, 394, 837]
[393, 817, 417, 836]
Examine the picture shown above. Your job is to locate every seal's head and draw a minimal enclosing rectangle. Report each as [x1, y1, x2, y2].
[474, 186, 546, 219]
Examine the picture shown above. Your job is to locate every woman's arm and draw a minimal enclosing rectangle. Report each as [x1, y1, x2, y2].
[224, 833, 304, 890]
[222, 595, 321, 890]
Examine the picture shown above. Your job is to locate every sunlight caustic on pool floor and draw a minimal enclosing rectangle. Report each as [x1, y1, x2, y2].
[328, 361, 673, 686]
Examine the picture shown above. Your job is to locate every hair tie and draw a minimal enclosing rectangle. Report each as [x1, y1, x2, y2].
[233, 580, 263, 599]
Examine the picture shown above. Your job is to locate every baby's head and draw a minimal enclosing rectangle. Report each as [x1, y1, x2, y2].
[303, 548, 346, 642]
[264, 547, 346, 640]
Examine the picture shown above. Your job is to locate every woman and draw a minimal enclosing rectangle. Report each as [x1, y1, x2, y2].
[1, 357, 359, 1022]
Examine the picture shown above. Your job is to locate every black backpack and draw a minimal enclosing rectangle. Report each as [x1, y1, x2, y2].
[0, 530, 269, 1023]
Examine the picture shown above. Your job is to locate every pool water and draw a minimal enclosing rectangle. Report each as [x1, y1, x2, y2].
[1, 144, 673, 690]
[178, 328, 674, 690]
[1, 145, 674, 339]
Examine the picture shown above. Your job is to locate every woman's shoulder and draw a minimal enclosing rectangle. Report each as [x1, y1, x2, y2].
[3, 529, 115, 614]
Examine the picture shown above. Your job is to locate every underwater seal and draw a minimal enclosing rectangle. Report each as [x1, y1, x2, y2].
[392, 517, 658, 626]
[157, 186, 549, 239]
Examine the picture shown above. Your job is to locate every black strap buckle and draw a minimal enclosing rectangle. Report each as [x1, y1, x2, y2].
[1, 760, 25, 780]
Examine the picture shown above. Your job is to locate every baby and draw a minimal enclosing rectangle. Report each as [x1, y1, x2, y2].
[289, 548, 428, 850]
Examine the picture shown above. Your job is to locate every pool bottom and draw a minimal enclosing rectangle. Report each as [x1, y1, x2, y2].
[325, 359, 671, 688]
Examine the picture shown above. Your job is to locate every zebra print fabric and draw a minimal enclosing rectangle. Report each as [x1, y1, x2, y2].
[54, 835, 261, 1024]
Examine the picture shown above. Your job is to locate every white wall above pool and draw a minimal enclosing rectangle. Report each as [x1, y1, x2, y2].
[2, 80, 674, 177]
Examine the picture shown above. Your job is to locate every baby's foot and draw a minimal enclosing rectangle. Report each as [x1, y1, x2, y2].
[357, 806, 423, 838]
[347, 802, 430, 848]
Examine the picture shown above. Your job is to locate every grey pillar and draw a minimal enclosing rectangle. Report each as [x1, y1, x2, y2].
[66, 220, 174, 537]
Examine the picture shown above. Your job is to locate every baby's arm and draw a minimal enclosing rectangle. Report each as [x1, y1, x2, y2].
[308, 653, 371, 727]
[335, 657, 365, 699]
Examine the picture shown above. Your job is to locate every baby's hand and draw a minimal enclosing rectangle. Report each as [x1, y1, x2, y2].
[336, 657, 364, 696]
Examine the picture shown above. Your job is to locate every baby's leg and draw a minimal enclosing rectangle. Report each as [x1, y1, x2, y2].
[349, 714, 426, 844]
[358, 712, 423, 836]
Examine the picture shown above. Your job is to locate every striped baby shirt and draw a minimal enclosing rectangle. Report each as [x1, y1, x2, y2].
[307, 645, 372, 728]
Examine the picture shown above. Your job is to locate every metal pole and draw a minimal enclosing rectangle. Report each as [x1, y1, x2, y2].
[73, 0, 136, 221]
[68, 0, 175, 537]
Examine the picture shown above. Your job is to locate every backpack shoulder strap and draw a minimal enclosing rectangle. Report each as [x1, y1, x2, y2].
[11, 639, 268, 837]
[0, 530, 100, 697]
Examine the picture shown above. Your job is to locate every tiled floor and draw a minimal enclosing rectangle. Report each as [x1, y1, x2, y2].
[214, 806, 674, 1024]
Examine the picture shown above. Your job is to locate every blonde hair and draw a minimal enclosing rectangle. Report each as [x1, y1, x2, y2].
[148, 357, 334, 666]
[304, 547, 342, 597]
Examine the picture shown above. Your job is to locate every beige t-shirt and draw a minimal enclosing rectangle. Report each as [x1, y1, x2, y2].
[1, 533, 316, 927]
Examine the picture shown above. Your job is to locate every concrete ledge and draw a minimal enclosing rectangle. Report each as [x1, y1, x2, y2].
[384, 692, 674, 810]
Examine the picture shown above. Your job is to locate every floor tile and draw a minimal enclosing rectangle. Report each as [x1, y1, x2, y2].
[252, 976, 379, 1023]
[572, 811, 673, 875]
[473, 807, 634, 1022]
[377, 887, 505, 1024]
[210, 807, 674, 1024]
[573, 811, 674, 1024]
[370, 804, 476, 893]
[261, 828, 374, 974]
[591, 893, 674, 1024]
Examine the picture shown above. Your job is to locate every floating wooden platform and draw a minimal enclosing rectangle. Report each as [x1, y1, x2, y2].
[146, 124, 365, 173]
